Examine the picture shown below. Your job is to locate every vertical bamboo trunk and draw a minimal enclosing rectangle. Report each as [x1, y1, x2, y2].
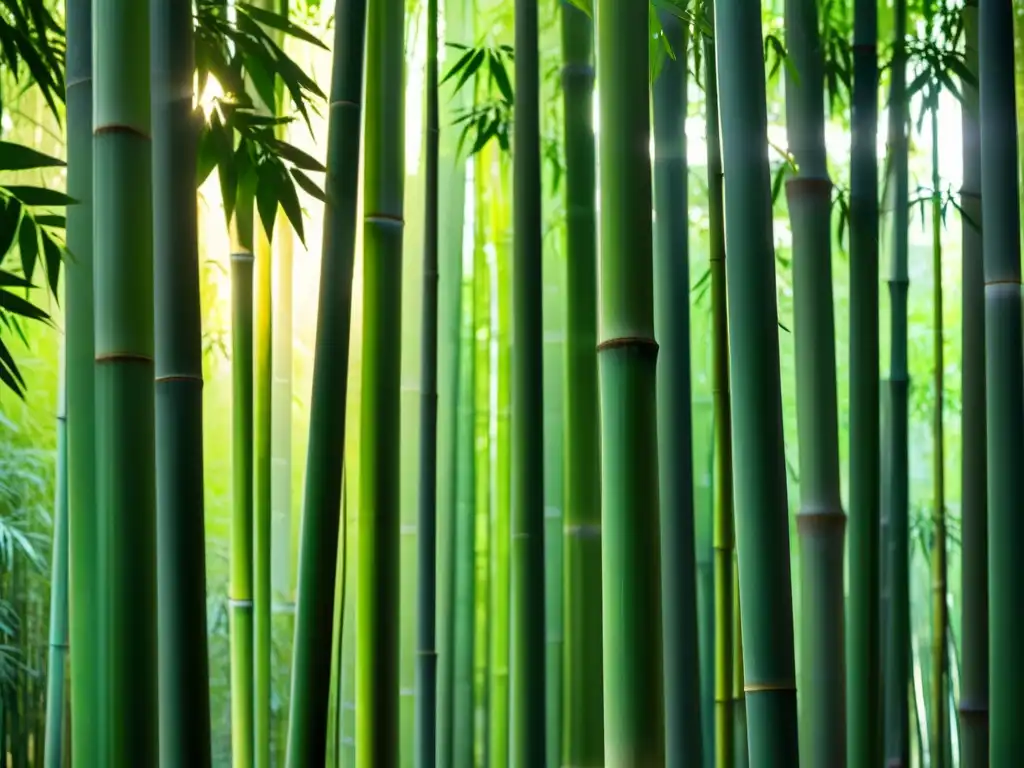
[714, 0, 800, 758]
[652, 13, 703, 768]
[453, 239, 477, 768]
[284, 0, 367, 757]
[846, 0, 881, 756]
[957, 4, 988, 764]
[542, 195, 565, 768]
[435, 17, 470, 756]
[250, 5, 278, 760]
[43, 343, 68, 768]
[415, 0, 441, 760]
[271, 0, 295, 604]
[93, 0, 158, 761]
[595, 0, 665, 762]
[784, 0, 847, 761]
[702, 13, 737, 765]
[731, 563, 747, 768]
[883, 0, 910, 762]
[356, 0, 406, 755]
[151, 0, 212, 761]
[927, 74, 947, 768]
[979, 0, 1024, 759]
[64, 0, 98, 763]
[488, 154, 512, 768]
[559, 2, 602, 764]
[693, 400, 715, 768]
[511, 0, 548, 759]
[474, 156, 494, 766]
[229, 189, 256, 768]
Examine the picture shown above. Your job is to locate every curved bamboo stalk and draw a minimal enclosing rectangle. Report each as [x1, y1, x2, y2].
[284, 0, 367, 757]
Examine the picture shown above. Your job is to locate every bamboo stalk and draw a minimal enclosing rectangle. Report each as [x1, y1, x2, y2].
[284, 0, 367, 757]
[714, 0, 800, 756]
[355, 0, 406, 754]
[957, 3, 988, 764]
[978, 0, 1024, 759]
[845, 0, 881, 755]
[92, 0, 158, 760]
[43, 342, 68, 768]
[595, 0, 665, 761]
[64, 0, 99, 762]
[652, 13, 703, 767]
[151, 0, 212, 760]
[511, 0, 548, 758]
[558, 1, 602, 763]
[883, 0, 910, 761]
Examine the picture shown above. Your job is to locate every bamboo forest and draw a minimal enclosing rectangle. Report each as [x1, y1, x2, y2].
[0, 0, 1020, 764]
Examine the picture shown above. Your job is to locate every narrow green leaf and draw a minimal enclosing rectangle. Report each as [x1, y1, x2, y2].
[17, 215, 36, 283]
[0, 141, 65, 171]
[289, 167, 326, 203]
[5, 186, 74, 207]
[40, 230, 61, 298]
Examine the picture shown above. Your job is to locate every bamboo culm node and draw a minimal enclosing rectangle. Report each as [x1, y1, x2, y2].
[596, 336, 659, 354]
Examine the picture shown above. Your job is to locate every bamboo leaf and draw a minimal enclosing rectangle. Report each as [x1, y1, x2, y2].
[16, 214, 36, 283]
[256, 160, 279, 241]
[289, 167, 327, 203]
[40, 229, 61, 298]
[0, 198, 21, 264]
[0, 141, 64, 171]
[236, 2, 329, 49]
[5, 186, 74, 207]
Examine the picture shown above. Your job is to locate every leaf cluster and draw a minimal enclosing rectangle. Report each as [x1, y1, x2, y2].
[0, 141, 70, 398]
[195, 0, 328, 244]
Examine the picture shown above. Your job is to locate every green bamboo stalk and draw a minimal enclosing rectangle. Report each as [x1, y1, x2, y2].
[652, 13, 703, 768]
[250, 4, 277, 761]
[595, 0, 664, 762]
[783, 0, 847, 760]
[415, 0, 441, 759]
[732, 560, 747, 768]
[488, 155, 512, 768]
[957, 4, 988, 763]
[693, 399, 715, 768]
[93, 0, 158, 760]
[883, 0, 910, 762]
[542, 180, 565, 768]
[978, 0, 1024, 759]
[271, 0, 294, 604]
[846, 0, 881, 755]
[64, 0, 98, 762]
[452, 197, 477, 768]
[229, 186, 256, 768]
[702, 13, 737, 765]
[714, 0, 800, 757]
[44, 342, 68, 768]
[435, 41, 470, 764]
[254, 205, 273, 768]
[475, 163, 494, 768]
[284, 0, 367, 756]
[511, 0, 548, 758]
[150, 0, 212, 760]
[356, 0, 405, 754]
[558, 1, 602, 764]
[927, 75, 947, 768]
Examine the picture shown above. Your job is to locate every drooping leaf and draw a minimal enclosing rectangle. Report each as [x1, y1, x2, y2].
[0, 141, 64, 171]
